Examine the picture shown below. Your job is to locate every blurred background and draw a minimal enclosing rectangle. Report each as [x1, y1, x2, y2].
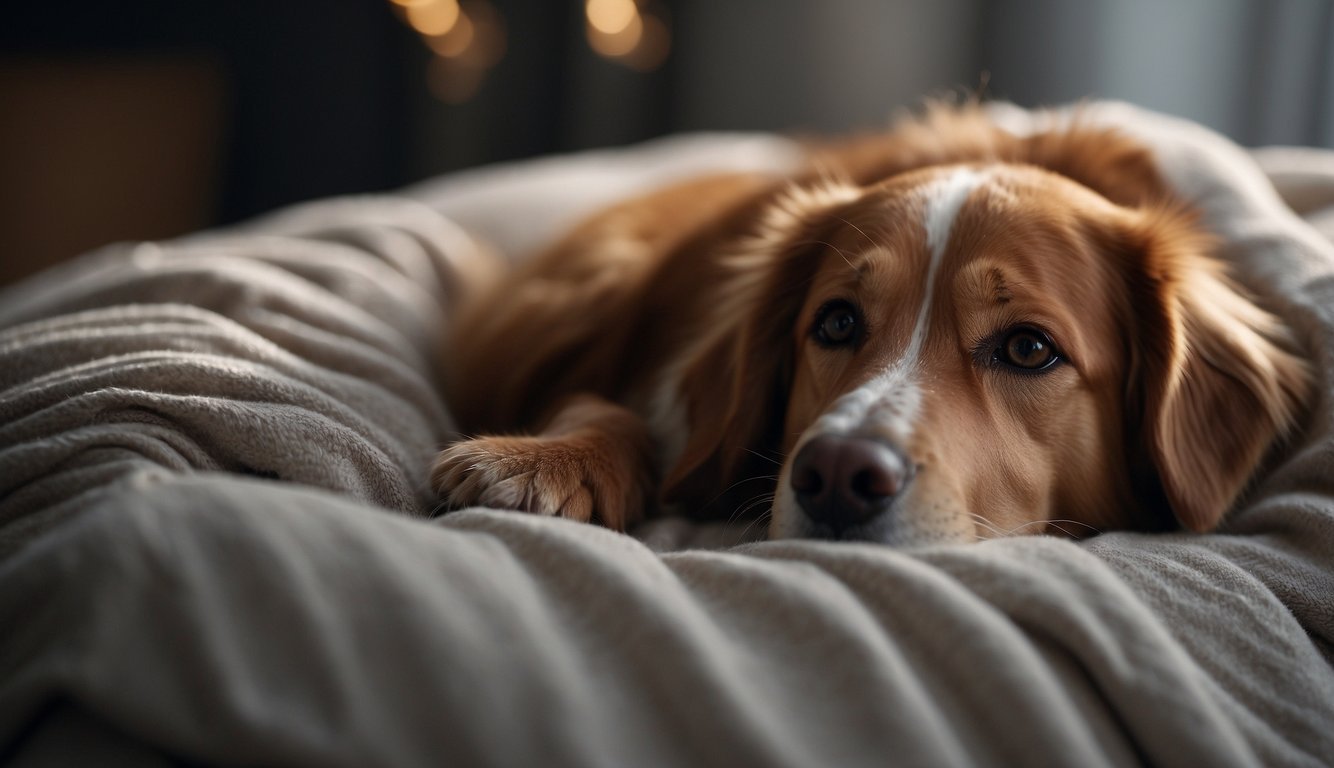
[2, 0, 1331, 286]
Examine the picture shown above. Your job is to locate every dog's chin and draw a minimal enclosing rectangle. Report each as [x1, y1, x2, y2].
[785, 520, 899, 544]
[768, 489, 956, 547]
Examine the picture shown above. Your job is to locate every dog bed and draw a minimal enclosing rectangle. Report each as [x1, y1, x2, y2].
[1, 104, 1331, 767]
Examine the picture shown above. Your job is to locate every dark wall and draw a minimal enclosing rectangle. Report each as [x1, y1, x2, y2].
[1, 0, 417, 228]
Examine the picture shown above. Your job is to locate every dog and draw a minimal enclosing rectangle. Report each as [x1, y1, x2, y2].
[432, 104, 1313, 546]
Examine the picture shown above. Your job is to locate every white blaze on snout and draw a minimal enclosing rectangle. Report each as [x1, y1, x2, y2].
[812, 168, 985, 445]
[916, 168, 984, 364]
[773, 168, 987, 539]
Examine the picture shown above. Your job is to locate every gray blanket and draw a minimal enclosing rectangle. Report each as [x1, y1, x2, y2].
[1, 104, 1332, 767]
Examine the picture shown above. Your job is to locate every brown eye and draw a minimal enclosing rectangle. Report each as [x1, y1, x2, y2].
[813, 301, 860, 347]
[999, 328, 1059, 370]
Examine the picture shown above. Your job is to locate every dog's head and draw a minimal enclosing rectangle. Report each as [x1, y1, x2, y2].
[662, 158, 1311, 546]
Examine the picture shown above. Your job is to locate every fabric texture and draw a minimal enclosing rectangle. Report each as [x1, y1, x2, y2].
[0, 197, 477, 559]
[1, 107, 1332, 767]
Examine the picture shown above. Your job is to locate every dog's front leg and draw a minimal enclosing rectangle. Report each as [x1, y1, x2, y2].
[432, 394, 655, 530]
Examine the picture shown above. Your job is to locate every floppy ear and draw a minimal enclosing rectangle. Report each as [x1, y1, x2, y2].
[1127, 210, 1313, 532]
[659, 180, 860, 512]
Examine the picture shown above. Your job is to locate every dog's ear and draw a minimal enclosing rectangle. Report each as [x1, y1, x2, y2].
[1125, 210, 1312, 532]
[659, 180, 860, 512]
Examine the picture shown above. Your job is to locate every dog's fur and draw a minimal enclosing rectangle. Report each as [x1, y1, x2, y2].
[433, 105, 1313, 546]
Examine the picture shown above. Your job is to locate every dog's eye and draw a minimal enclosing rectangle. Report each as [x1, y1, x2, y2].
[998, 328, 1060, 371]
[813, 301, 861, 347]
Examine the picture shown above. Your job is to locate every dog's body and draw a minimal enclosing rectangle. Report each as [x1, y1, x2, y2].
[434, 105, 1312, 546]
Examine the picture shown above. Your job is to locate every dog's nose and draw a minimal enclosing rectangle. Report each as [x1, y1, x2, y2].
[790, 435, 912, 533]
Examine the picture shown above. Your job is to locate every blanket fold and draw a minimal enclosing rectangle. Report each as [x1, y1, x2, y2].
[4, 472, 1315, 767]
[0, 198, 471, 555]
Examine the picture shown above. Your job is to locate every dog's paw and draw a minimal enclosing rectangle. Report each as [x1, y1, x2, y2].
[431, 434, 646, 529]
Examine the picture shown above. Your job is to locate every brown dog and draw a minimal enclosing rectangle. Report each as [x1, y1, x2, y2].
[433, 105, 1312, 546]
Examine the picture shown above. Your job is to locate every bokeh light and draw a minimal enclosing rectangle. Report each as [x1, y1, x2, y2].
[587, 12, 642, 58]
[584, 0, 671, 72]
[427, 11, 475, 58]
[406, 0, 461, 37]
[391, 0, 506, 103]
[392, 1, 667, 104]
[624, 11, 670, 72]
[586, 0, 637, 36]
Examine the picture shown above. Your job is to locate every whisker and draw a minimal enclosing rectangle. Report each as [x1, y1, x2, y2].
[995, 519, 1046, 535]
[743, 447, 784, 467]
[815, 239, 859, 273]
[1041, 518, 1103, 538]
[1004, 518, 1103, 536]
[738, 506, 775, 542]
[834, 215, 879, 253]
[789, 238, 859, 275]
[969, 513, 1010, 540]
[1043, 518, 1102, 533]
[724, 488, 777, 525]
[701, 473, 780, 511]
[974, 515, 1103, 539]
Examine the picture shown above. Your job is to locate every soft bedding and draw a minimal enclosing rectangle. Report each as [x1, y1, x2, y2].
[1, 103, 1332, 767]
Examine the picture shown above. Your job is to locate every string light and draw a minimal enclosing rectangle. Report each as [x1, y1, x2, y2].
[405, 0, 461, 37]
[390, 1, 669, 105]
[390, 0, 505, 103]
[588, 12, 642, 58]
[625, 11, 670, 72]
[426, 11, 475, 58]
[584, 0, 671, 72]
[586, 0, 637, 35]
